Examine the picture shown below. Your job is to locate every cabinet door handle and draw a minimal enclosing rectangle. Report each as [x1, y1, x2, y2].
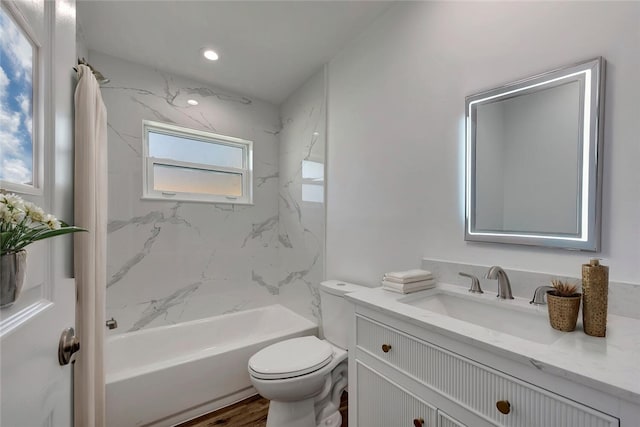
[496, 400, 511, 414]
[381, 344, 392, 353]
[413, 417, 424, 426]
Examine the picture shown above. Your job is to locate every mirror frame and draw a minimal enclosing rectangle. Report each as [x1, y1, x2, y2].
[465, 57, 605, 251]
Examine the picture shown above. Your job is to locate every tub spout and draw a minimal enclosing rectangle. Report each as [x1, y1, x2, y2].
[106, 317, 118, 330]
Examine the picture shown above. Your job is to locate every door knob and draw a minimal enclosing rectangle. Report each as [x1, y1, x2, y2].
[58, 327, 80, 366]
[381, 344, 392, 353]
[413, 417, 425, 426]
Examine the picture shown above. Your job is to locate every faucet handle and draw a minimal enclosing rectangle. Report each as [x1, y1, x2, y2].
[459, 272, 483, 294]
[530, 285, 555, 305]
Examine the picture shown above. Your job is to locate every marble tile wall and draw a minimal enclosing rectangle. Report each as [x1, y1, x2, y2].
[92, 51, 325, 333]
[277, 69, 326, 321]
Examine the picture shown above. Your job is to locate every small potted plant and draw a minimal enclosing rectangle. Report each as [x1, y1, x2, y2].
[546, 279, 582, 332]
[1, 192, 85, 307]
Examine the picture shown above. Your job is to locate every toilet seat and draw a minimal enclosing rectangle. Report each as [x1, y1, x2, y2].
[249, 336, 333, 380]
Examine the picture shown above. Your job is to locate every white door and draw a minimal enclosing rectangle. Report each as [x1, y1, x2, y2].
[1, 0, 77, 426]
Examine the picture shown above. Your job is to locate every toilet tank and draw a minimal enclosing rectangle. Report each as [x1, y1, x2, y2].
[319, 280, 370, 349]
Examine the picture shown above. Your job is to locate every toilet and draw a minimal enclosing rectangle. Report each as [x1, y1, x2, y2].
[248, 280, 367, 427]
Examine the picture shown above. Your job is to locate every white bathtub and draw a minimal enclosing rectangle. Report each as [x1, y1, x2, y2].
[105, 304, 317, 427]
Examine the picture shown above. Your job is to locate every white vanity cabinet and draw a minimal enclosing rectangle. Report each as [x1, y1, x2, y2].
[349, 308, 622, 427]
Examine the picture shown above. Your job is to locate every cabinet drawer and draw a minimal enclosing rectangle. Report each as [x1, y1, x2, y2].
[438, 410, 467, 427]
[357, 361, 436, 427]
[356, 315, 619, 427]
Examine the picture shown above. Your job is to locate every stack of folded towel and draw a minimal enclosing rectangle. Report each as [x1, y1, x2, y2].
[382, 269, 435, 294]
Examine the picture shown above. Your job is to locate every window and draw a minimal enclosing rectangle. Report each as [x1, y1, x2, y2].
[0, 4, 39, 193]
[301, 159, 324, 203]
[142, 120, 253, 204]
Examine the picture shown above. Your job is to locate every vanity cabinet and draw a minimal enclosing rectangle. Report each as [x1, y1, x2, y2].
[349, 311, 620, 427]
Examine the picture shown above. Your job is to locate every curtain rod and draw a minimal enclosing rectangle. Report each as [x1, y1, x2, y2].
[73, 57, 110, 85]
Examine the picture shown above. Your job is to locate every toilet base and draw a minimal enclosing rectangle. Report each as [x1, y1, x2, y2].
[265, 399, 342, 427]
[266, 398, 316, 427]
[317, 410, 342, 427]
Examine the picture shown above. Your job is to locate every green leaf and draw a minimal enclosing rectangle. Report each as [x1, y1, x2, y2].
[1, 231, 11, 251]
[9, 226, 87, 252]
[29, 226, 87, 243]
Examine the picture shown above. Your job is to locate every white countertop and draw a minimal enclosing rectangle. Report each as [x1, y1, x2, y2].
[346, 283, 640, 406]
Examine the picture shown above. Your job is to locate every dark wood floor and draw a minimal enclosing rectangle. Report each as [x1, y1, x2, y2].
[178, 392, 348, 427]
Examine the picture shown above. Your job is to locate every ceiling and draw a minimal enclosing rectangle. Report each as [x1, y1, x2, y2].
[77, 1, 393, 105]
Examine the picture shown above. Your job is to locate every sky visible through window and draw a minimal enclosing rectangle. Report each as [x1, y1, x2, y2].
[0, 6, 34, 186]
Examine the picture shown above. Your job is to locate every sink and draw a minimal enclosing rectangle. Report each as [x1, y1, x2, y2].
[399, 290, 564, 345]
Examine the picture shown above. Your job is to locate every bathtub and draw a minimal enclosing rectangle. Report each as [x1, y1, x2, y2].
[105, 304, 317, 427]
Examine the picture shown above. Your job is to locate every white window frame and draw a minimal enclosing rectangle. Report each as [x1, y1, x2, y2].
[0, 2, 43, 196]
[142, 120, 253, 204]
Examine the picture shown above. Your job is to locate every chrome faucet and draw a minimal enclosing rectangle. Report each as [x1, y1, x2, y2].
[530, 285, 555, 305]
[485, 266, 514, 299]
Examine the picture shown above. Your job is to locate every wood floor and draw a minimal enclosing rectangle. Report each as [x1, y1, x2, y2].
[178, 392, 349, 427]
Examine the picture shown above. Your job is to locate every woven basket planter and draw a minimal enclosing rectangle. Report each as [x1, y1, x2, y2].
[547, 291, 581, 332]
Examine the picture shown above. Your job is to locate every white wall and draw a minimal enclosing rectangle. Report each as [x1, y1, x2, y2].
[327, 1, 640, 285]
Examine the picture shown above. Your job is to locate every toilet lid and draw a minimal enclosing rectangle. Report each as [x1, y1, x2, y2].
[248, 336, 333, 380]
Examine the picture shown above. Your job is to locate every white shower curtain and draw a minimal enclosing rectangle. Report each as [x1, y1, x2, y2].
[74, 64, 107, 427]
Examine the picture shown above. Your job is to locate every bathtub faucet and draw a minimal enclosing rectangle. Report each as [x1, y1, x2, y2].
[106, 317, 118, 330]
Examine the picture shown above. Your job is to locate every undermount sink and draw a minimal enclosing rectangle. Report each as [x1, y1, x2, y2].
[399, 290, 564, 345]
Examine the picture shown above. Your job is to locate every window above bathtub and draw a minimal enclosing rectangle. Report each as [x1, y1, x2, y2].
[142, 120, 253, 204]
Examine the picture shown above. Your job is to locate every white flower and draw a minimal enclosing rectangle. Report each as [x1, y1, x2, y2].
[0, 202, 11, 222]
[44, 214, 61, 230]
[2, 193, 25, 211]
[11, 209, 26, 224]
[1, 192, 82, 255]
[24, 202, 45, 223]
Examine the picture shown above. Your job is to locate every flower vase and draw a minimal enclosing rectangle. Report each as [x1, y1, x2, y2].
[1, 250, 27, 308]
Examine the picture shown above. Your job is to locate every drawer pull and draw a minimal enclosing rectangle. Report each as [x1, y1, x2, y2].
[413, 417, 424, 426]
[496, 400, 511, 414]
[381, 344, 392, 353]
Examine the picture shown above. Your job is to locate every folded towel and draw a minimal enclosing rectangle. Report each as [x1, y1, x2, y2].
[382, 278, 435, 289]
[382, 282, 435, 294]
[383, 275, 433, 284]
[381, 279, 436, 293]
[384, 269, 433, 282]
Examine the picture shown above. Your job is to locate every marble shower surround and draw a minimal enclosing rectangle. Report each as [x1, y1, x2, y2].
[277, 70, 326, 322]
[92, 51, 325, 333]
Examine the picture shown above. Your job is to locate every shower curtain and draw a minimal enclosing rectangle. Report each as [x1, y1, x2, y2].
[74, 64, 107, 427]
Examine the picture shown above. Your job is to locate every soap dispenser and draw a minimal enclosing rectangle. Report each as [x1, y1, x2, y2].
[581, 258, 609, 337]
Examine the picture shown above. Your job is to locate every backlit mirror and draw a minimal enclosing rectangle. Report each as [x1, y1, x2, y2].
[465, 57, 605, 251]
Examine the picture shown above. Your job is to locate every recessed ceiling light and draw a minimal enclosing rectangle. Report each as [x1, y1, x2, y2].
[187, 99, 199, 106]
[203, 49, 219, 61]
